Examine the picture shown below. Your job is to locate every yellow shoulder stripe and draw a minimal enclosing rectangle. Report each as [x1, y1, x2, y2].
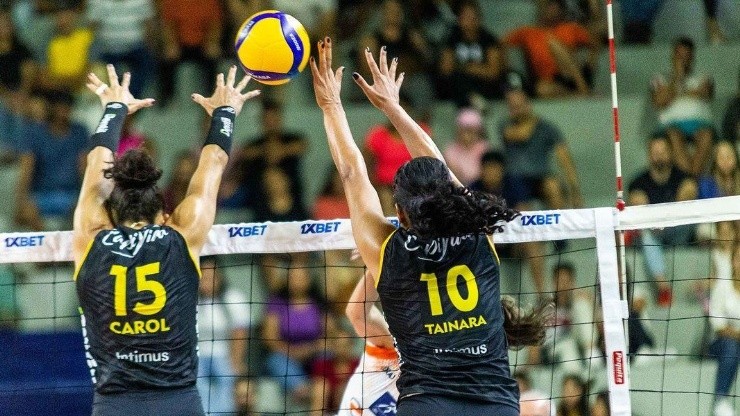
[375, 230, 397, 289]
[486, 234, 500, 265]
[73, 239, 95, 281]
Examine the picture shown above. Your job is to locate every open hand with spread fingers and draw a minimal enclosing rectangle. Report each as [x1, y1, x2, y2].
[86, 64, 155, 114]
[192, 65, 261, 116]
[353, 46, 404, 112]
[310, 37, 345, 111]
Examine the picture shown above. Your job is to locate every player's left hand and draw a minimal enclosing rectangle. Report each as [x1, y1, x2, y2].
[192, 65, 260, 116]
[353, 46, 404, 112]
[310, 36, 344, 111]
[86, 64, 155, 115]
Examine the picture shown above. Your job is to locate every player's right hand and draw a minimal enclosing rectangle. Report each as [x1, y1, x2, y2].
[86, 64, 155, 115]
[353, 46, 405, 112]
[192, 66, 260, 116]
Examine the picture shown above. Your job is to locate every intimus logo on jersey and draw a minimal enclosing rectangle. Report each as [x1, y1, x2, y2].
[403, 234, 473, 262]
[301, 221, 341, 234]
[116, 350, 170, 363]
[520, 213, 561, 226]
[5, 235, 44, 247]
[102, 227, 169, 258]
[434, 343, 488, 355]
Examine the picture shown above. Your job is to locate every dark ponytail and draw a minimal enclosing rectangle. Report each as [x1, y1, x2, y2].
[103, 149, 164, 225]
[501, 295, 554, 349]
[393, 157, 520, 239]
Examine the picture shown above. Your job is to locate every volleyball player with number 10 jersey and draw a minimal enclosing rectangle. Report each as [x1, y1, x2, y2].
[311, 39, 552, 416]
[71, 65, 259, 416]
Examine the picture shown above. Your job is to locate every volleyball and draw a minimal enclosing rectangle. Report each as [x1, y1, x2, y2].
[234, 10, 311, 86]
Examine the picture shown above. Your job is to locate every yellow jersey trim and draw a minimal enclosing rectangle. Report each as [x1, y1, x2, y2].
[375, 230, 397, 288]
[486, 235, 500, 265]
[186, 246, 202, 278]
[73, 239, 95, 281]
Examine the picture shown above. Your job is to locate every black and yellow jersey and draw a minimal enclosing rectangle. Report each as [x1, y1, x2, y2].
[376, 228, 518, 408]
[74, 225, 200, 394]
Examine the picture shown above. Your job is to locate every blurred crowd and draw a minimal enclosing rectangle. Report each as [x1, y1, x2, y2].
[0, 0, 738, 415]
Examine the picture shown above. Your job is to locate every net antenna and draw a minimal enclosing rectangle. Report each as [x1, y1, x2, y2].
[606, 0, 631, 385]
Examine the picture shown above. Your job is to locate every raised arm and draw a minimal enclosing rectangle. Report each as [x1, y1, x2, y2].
[354, 48, 462, 187]
[311, 38, 395, 280]
[345, 270, 393, 348]
[72, 65, 155, 261]
[168, 66, 260, 256]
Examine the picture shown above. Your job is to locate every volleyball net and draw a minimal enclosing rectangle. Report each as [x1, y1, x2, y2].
[0, 196, 739, 415]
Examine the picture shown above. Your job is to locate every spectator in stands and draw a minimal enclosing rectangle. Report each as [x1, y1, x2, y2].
[651, 37, 715, 177]
[313, 167, 350, 221]
[708, 243, 740, 416]
[0, 8, 36, 153]
[37, 5, 95, 92]
[698, 142, 740, 200]
[627, 273, 658, 362]
[556, 374, 589, 416]
[544, 0, 606, 43]
[163, 150, 198, 212]
[236, 99, 308, 212]
[590, 391, 610, 416]
[696, 142, 739, 268]
[499, 87, 583, 210]
[470, 150, 546, 295]
[115, 114, 156, 158]
[722, 72, 739, 143]
[514, 370, 552, 416]
[628, 134, 698, 307]
[437, 0, 521, 108]
[263, 257, 326, 404]
[197, 256, 252, 415]
[310, 324, 360, 414]
[618, 0, 664, 44]
[273, 0, 336, 41]
[313, 169, 358, 314]
[159, 0, 223, 106]
[704, 0, 727, 44]
[364, 111, 426, 214]
[252, 166, 308, 222]
[504, 0, 598, 98]
[528, 263, 598, 373]
[14, 92, 87, 231]
[234, 377, 260, 416]
[443, 107, 490, 186]
[86, 0, 156, 98]
[357, 0, 434, 117]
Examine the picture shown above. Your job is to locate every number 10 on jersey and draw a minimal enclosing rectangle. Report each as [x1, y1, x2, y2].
[420, 265, 479, 316]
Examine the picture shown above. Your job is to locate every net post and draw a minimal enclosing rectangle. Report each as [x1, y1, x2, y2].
[594, 207, 632, 416]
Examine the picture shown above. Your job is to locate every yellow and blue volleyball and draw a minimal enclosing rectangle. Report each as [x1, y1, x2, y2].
[234, 10, 311, 85]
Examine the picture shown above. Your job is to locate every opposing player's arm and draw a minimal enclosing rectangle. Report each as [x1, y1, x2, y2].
[311, 38, 395, 281]
[72, 65, 155, 262]
[354, 48, 462, 187]
[169, 67, 260, 256]
[346, 270, 393, 348]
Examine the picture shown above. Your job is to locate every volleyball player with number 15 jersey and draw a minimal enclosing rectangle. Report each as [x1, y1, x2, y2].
[312, 39, 551, 416]
[71, 65, 259, 416]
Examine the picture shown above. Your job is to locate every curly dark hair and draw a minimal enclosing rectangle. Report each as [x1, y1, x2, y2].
[103, 149, 164, 226]
[393, 156, 520, 240]
[501, 295, 554, 349]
